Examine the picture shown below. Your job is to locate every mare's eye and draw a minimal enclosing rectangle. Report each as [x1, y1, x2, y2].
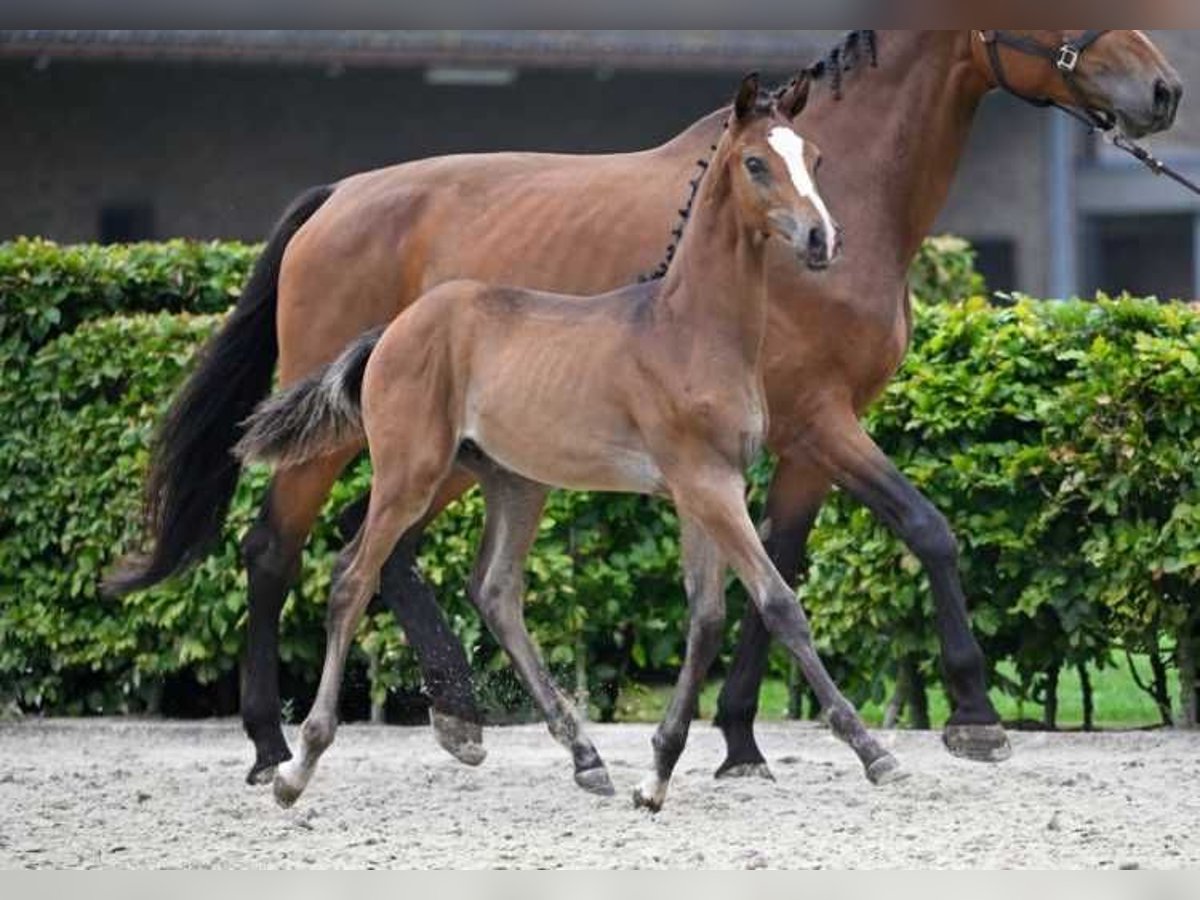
[745, 157, 768, 177]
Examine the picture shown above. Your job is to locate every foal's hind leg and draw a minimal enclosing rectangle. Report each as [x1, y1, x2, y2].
[242, 449, 358, 786]
[274, 441, 456, 807]
[678, 469, 906, 788]
[339, 466, 488, 767]
[634, 520, 726, 812]
[464, 456, 614, 797]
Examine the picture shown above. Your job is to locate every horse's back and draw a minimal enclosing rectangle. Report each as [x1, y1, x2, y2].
[274, 118, 721, 384]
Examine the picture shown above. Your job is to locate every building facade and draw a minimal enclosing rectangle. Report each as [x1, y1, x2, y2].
[2, 29, 1198, 300]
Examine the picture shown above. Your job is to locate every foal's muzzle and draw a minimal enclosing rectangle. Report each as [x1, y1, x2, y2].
[802, 224, 843, 271]
[772, 213, 843, 272]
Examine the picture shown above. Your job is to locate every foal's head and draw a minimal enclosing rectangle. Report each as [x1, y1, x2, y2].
[720, 73, 841, 272]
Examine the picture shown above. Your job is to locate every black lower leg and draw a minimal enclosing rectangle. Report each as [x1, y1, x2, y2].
[714, 517, 811, 776]
[836, 453, 999, 726]
[714, 606, 771, 773]
[901, 508, 998, 727]
[340, 494, 481, 725]
[240, 502, 302, 784]
[379, 539, 481, 723]
[825, 425, 1009, 762]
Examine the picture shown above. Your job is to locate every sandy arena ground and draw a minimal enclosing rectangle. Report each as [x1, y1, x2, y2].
[0, 719, 1197, 869]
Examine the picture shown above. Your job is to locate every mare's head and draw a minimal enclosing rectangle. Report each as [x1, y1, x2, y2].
[970, 30, 1182, 139]
[719, 73, 841, 271]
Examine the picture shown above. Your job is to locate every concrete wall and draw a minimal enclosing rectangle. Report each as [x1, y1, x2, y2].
[0, 59, 754, 242]
[3, 29, 1199, 301]
[935, 94, 1049, 294]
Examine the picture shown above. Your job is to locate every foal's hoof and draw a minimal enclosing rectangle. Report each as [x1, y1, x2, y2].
[632, 785, 665, 814]
[866, 754, 909, 787]
[430, 709, 487, 767]
[714, 761, 776, 782]
[272, 768, 305, 809]
[943, 724, 1013, 763]
[575, 767, 617, 797]
[246, 747, 292, 787]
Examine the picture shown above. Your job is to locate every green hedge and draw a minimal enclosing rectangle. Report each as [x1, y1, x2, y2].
[0, 237, 259, 352]
[802, 296, 1200, 714]
[1, 238, 1196, 723]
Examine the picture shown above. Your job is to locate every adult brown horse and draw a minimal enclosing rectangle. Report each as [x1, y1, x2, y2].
[109, 30, 1182, 785]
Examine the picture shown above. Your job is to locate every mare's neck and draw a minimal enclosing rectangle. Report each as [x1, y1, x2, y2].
[805, 30, 991, 272]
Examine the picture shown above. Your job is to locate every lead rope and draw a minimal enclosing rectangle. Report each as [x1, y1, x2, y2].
[1100, 130, 1200, 198]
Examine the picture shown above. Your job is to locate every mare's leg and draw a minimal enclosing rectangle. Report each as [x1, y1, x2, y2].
[464, 459, 614, 796]
[274, 434, 457, 808]
[338, 466, 488, 766]
[242, 450, 358, 785]
[678, 469, 905, 787]
[634, 520, 727, 812]
[714, 456, 830, 779]
[805, 414, 1010, 762]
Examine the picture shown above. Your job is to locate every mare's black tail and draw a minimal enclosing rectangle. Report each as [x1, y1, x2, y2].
[105, 185, 335, 595]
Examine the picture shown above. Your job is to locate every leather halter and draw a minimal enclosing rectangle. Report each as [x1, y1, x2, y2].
[977, 30, 1114, 130]
[976, 30, 1200, 197]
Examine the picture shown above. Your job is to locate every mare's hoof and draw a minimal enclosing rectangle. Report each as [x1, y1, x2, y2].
[714, 760, 776, 782]
[246, 747, 292, 787]
[575, 767, 616, 797]
[632, 785, 665, 814]
[943, 724, 1012, 763]
[866, 754, 909, 787]
[430, 709, 487, 767]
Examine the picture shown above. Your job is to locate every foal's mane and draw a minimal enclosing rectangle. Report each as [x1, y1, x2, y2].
[639, 30, 879, 284]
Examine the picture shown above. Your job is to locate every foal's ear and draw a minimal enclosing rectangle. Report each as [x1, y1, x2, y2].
[734, 72, 761, 122]
[777, 75, 812, 120]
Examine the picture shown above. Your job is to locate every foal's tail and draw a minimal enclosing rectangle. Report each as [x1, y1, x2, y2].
[105, 185, 335, 596]
[234, 328, 384, 469]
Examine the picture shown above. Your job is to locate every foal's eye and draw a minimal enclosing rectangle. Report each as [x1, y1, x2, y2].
[745, 157, 768, 177]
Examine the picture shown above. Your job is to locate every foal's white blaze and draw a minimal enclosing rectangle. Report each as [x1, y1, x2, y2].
[767, 126, 837, 254]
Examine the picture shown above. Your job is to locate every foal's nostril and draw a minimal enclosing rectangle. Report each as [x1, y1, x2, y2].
[807, 227, 827, 260]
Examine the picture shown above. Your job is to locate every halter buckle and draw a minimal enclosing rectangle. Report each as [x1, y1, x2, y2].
[1057, 45, 1081, 73]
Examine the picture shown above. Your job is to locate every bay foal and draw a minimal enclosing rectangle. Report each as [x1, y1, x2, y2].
[238, 76, 902, 810]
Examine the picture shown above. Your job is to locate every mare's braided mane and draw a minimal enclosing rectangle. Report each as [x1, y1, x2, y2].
[639, 30, 878, 284]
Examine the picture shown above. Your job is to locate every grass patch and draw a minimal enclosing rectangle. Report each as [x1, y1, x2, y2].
[610, 655, 1178, 729]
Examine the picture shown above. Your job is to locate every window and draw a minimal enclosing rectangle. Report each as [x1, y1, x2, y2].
[967, 238, 1017, 295]
[98, 204, 155, 244]
[1084, 214, 1195, 301]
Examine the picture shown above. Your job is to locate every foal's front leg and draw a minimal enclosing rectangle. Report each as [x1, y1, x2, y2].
[680, 470, 907, 787]
[715, 456, 831, 780]
[634, 520, 727, 812]
[466, 464, 615, 796]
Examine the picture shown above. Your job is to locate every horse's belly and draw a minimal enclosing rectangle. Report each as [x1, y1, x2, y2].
[462, 401, 663, 495]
